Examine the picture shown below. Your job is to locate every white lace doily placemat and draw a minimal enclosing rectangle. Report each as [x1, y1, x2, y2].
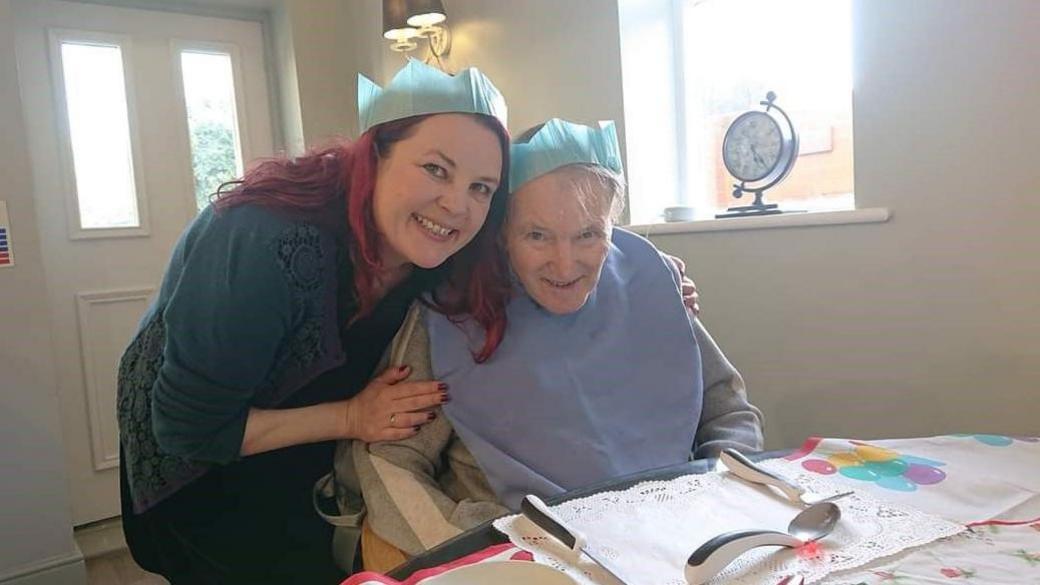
[493, 458, 964, 584]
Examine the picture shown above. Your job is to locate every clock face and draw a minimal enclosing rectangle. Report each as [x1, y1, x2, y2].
[723, 112, 784, 182]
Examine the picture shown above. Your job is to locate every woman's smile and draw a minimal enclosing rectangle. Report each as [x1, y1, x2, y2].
[541, 275, 584, 288]
[412, 212, 459, 241]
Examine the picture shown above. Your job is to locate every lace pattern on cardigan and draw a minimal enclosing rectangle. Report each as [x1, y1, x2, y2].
[117, 313, 208, 513]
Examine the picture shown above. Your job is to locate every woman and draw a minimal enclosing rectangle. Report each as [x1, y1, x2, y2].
[350, 119, 764, 569]
[116, 60, 511, 584]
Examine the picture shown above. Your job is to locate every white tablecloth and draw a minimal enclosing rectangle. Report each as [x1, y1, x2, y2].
[343, 434, 1040, 585]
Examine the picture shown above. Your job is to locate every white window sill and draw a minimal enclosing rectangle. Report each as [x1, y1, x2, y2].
[625, 208, 890, 235]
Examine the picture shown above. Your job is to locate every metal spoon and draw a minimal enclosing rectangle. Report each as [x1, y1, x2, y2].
[720, 448, 853, 507]
[684, 502, 841, 585]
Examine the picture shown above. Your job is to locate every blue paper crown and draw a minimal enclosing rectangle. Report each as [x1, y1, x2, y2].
[358, 58, 508, 133]
[509, 119, 623, 191]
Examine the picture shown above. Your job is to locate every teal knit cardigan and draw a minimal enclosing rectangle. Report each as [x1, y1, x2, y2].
[117, 204, 355, 513]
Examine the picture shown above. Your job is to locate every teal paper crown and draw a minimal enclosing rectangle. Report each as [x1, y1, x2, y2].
[358, 58, 508, 133]
[509, 119, 623, 191]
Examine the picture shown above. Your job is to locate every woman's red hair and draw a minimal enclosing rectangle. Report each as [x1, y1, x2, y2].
[215, 114, 512, 362]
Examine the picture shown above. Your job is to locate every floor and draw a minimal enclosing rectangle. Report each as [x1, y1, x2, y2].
[85, 550, 168, 585]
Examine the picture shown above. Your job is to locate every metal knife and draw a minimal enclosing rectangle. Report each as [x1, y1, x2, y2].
[520, 494, 634, 585]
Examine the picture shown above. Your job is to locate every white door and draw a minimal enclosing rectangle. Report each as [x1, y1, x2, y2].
[14, 0, 275, 525]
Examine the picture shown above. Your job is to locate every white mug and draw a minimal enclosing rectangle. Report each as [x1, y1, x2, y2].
[663, 206, 696, 222]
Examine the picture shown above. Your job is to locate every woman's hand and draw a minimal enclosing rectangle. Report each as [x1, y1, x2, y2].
[239, 367, 445, 455]
[665, 253, 701, 316]
[343, 365, 448, 442]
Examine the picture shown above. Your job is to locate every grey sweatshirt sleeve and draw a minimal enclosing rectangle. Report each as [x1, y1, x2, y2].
[353, 306, 509, 556]
[691, 313, 765, 458]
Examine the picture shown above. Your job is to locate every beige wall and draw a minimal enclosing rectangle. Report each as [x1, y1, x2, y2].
[657, 0, 1040, 447]
[270, 2, 305, 154]
[0, 0, 85, 581]
[272, 0, 387, 147]
[319, 0, 1039, 448]
[286, 0, 627, 140]
[373, 0, 627, 142]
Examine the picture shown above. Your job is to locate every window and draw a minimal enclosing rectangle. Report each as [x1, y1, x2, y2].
[57, 39, 142, 230]
[179, 49, 244, 212]
[620, 0, 855, 225]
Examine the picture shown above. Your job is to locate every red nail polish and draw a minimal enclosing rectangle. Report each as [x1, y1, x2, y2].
[413, 426, 421, 432]
[438, 382, 449, 391]
[440, 393, 451, 403]
[427, 412, 436, 420]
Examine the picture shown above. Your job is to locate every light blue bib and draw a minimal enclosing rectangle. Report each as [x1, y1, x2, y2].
[428, 229, 703, 510]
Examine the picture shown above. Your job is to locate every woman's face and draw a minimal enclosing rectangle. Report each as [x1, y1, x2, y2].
[505, 168, 613, 315]
[373, 114, 503, 269]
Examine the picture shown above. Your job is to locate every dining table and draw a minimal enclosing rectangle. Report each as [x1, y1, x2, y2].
[341, 434, 1040, 584]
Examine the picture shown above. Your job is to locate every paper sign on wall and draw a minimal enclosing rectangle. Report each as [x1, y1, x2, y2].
[0, 200, 14, 267]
